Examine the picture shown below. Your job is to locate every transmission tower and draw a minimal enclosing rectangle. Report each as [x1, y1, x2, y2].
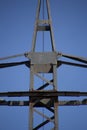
[29, 0, 58, 129]
[0, 0, 87, 130]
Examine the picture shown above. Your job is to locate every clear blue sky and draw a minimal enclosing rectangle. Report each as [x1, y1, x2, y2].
[0, 0, 87, 130]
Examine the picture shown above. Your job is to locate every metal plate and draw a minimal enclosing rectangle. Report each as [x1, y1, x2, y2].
[27, 52, 57, 65]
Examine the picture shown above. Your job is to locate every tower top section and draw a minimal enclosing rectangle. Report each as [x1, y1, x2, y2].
[31, 0, 56, 52]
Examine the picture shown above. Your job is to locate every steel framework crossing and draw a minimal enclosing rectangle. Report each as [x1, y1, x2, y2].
[0, 0, 87, 130]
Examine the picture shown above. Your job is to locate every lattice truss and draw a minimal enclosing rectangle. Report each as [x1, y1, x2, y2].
[0, 0, 87, 130]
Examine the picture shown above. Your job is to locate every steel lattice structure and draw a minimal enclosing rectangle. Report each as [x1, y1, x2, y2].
[0, 0, 87, 130]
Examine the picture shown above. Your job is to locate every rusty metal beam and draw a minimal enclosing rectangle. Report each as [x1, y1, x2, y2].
[0, 99, 87, 106]
[0, 91, 87, 97]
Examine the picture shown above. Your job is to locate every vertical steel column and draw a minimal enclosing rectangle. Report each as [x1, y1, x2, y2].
[29, 0, 41, 128]
[31, 0, 41, 52]
[53, 65, 58, 130]
[29, 103, 33, 130]
[29, 66, 34, 130]
[46, 0, 56, 51]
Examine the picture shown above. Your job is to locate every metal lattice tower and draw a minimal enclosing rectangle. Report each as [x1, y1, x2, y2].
[28, 0, 58, 129]
[0, 0, 87, 130]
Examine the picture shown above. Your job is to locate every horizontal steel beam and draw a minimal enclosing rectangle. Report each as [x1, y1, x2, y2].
[0, 91, 87, 97]
[1, 60, 87, 69]
[0, 99, 87, 106]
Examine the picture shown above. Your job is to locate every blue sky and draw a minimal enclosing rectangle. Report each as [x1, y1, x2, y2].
[0, 0, 87, 130]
